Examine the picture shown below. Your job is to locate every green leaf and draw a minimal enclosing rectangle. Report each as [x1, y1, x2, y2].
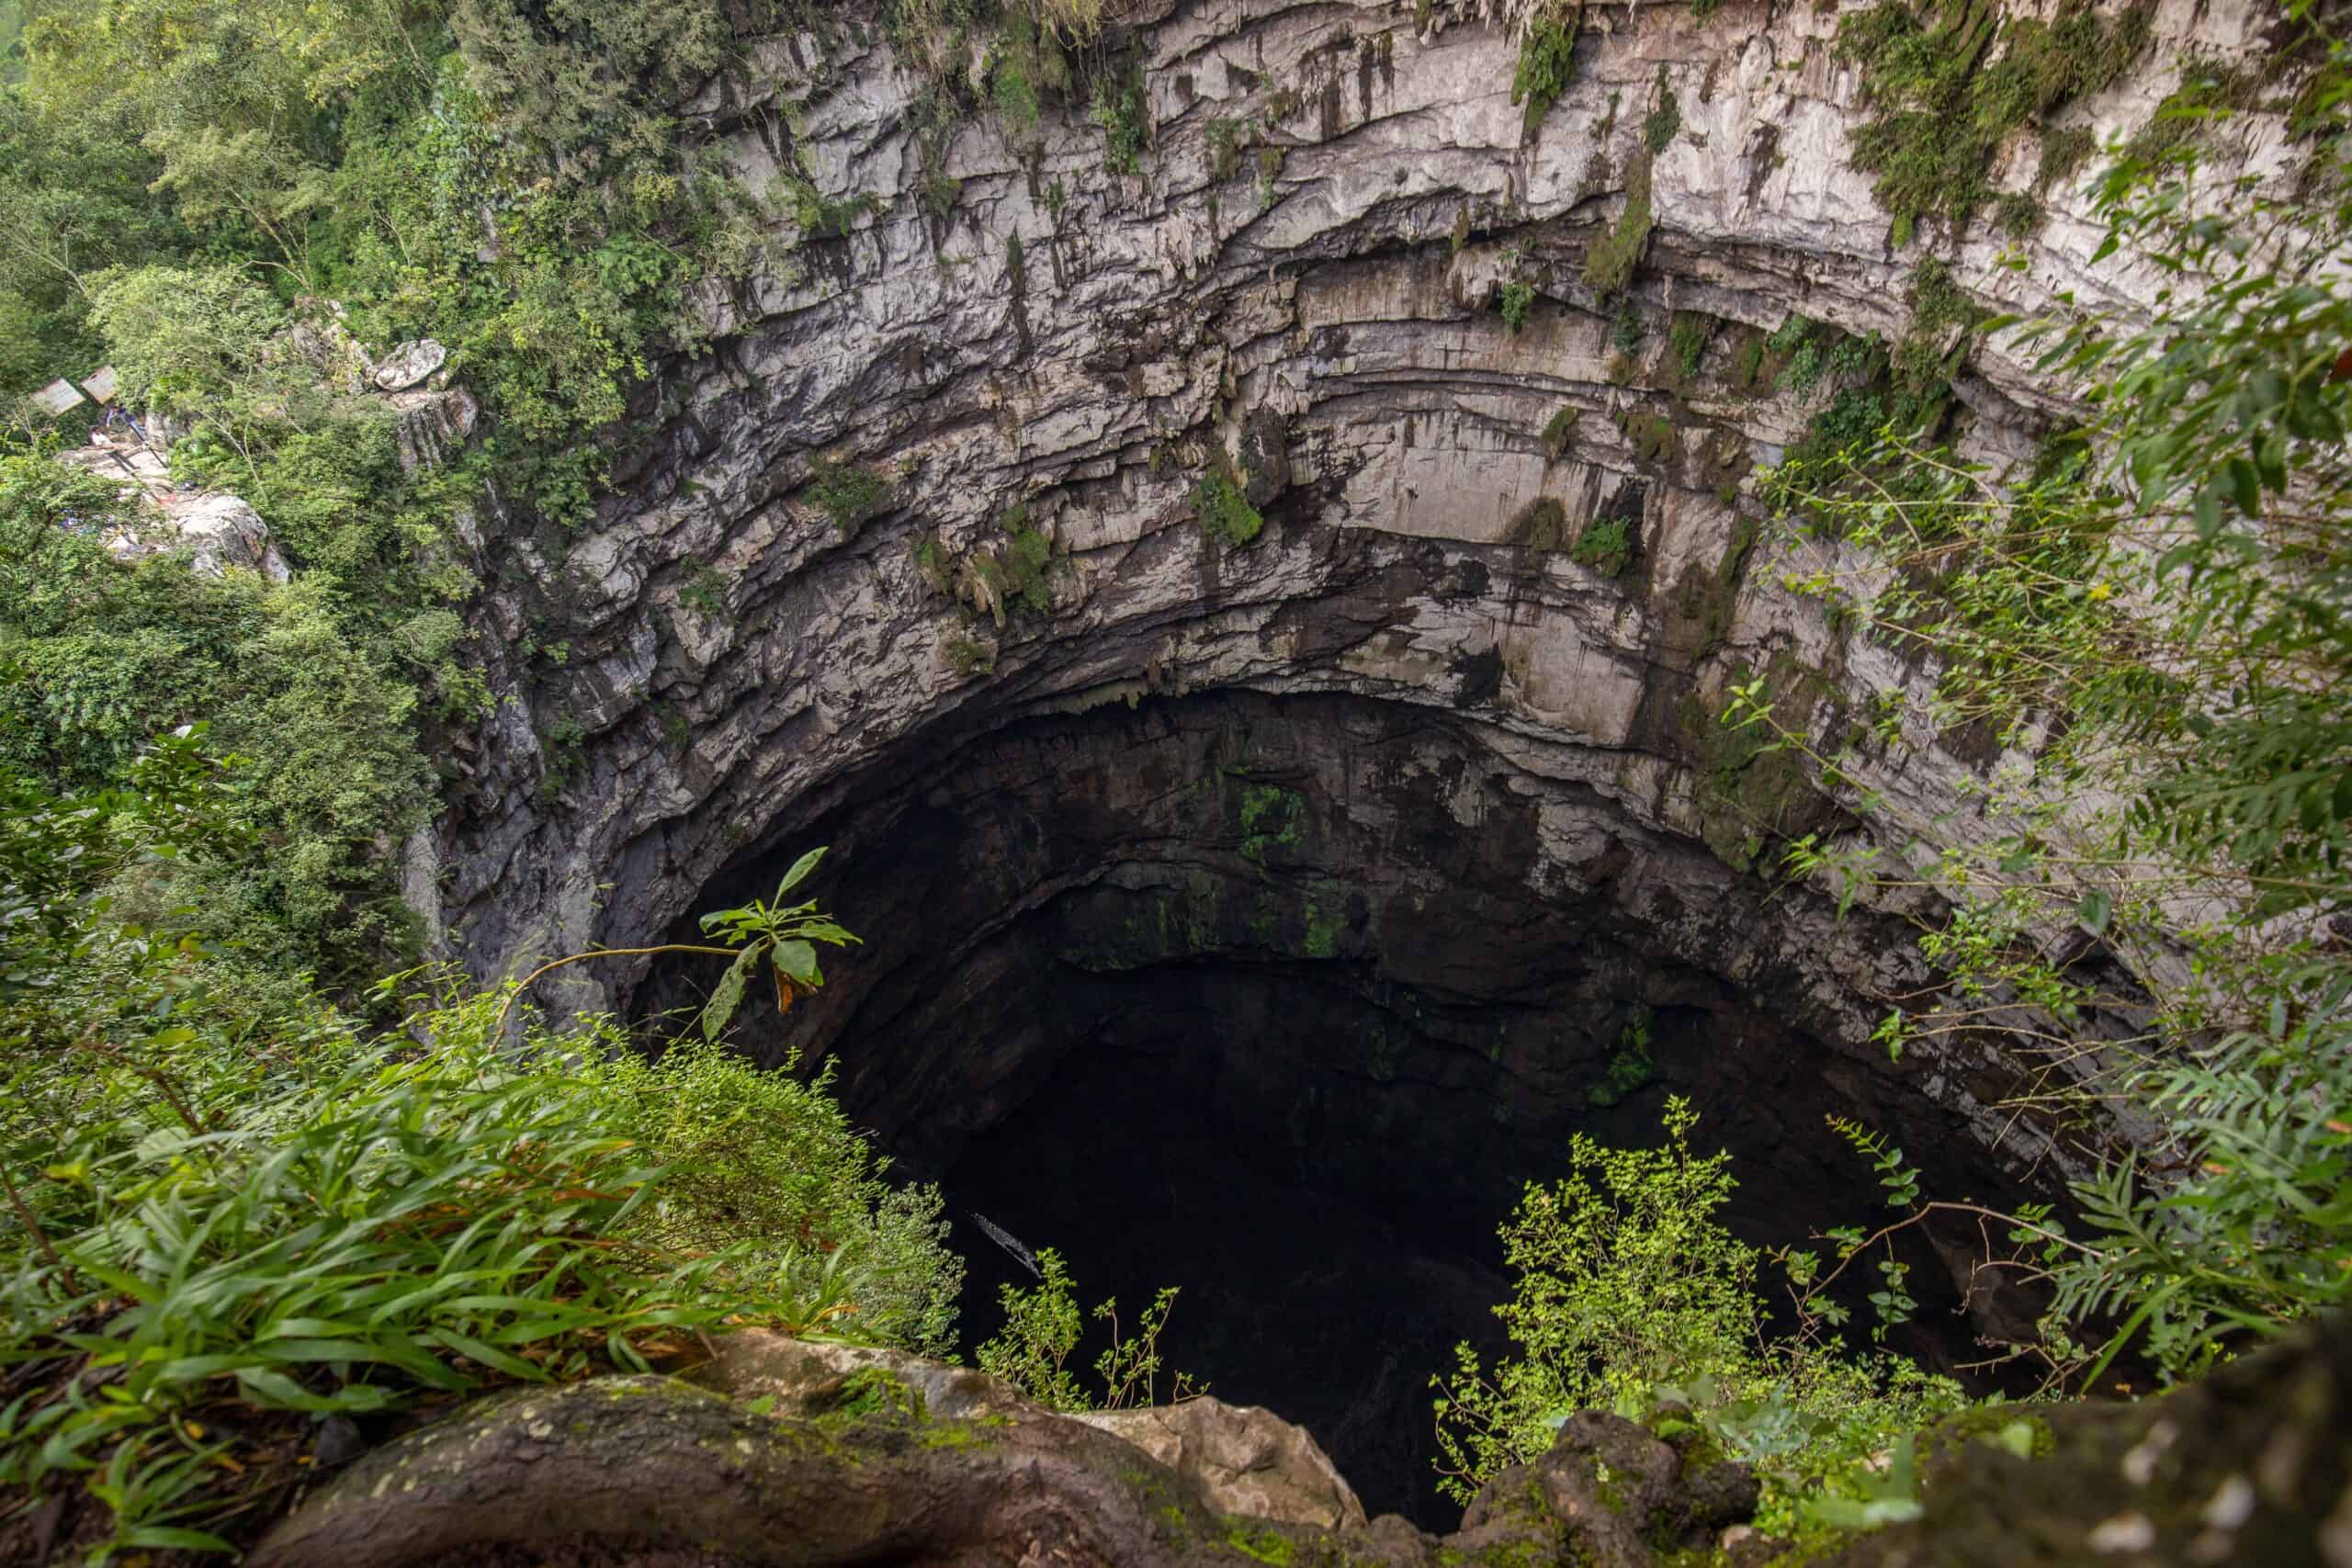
[2076, 890, 2113, 936]
[700, 947, 759, 1043]
[125, 1527, 237, 1551]
[775, 846, 828, 900]
[772, 939, 822, 989]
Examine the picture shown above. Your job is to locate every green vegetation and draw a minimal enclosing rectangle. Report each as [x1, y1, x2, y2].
[0, 762, 960, 1553]
[783, 176, 879, 240]
[1887, 256, 1983, 393]
[679, 558, 730, 622]
[1641, 73, 1681, 152]
[805, 456, 890, 537]
[946, 631, 997, 677]
[1744, 79, 2352, 1388]
[1582, 151, 1654, 294]
[1668, 312, 1711, 379]
[977, 1248, 1197, 1411]
[1571, 514, 1636, 577]
[1091, 65, 1151, 174]
[6, 0, 782, 513]
[0, 456, 443, 984]
[1510, 8, 1580, 141]
[1255, 145, 1286, 209]
[1498, 278, 1535, 333]
[1838, 0, 2153, 243]
[1431, 1099, 1966, 1535]
[1513, 497, 1569, 550]
[1209, 117, 1243, 182]
[0, 0, 856, 981]
[1586, 1006, 1653, 1107]
[1191, 463, 1265, 547]
[1541, 405, 1580, 460]
[1609, 300, 1645, 355]
[1238, 780, 1306, 863]
[962, 502, 1056, 626]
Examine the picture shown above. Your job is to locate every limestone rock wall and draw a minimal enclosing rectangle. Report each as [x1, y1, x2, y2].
[418, 0, 2299, 1170]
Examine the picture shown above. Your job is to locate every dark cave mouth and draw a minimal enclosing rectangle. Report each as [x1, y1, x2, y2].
[640, 688, 2054, 1524]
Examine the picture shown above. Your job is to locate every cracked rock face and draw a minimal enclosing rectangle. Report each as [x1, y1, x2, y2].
[412, 0, 2291, 1517]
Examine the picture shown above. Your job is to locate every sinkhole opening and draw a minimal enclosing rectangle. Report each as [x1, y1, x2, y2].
[639, 690, 2054, 1525]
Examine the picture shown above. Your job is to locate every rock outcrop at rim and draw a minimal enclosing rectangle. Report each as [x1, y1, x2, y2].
[246, 1317, 2352, 1567]
[420, 1, 2292, 1169]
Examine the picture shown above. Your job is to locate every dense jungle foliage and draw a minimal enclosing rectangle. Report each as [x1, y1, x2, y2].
[2, 0, 2351, 1557]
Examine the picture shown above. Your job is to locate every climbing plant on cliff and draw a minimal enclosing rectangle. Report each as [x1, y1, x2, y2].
[1742, 8, 2352, 1385]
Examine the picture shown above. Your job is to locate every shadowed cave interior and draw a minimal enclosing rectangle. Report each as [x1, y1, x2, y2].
[638, 689, 2054, 1526]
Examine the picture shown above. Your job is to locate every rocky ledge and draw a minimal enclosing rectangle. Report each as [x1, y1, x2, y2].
[246, 1317, 2352, 1566]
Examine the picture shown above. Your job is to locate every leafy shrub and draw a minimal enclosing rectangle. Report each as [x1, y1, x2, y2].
[1431, 1100, 1965, 1522]
[0, 457, 433, 982]
[1643, 79, 1682, 152]
[84, 265, 288, 416]
[1750, 117, 2352, 1385]
[1091, 66, 1149, 174]
[1572, 513, 1637, 577]
[1191, 466, 1264, 547]
[977, 1247, 1196, 1411]
[1498, 279, 1535, 333]
[1587, 1005, 1653, 1107]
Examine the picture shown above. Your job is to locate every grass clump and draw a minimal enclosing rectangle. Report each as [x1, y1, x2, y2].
[1208, 117, 1243, 182]
[1542, 406, 1581, 460]
[2033, 124, 2098, 193]
[1669, 312, 1713, 378]
[1514, 496, 1570, 550]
